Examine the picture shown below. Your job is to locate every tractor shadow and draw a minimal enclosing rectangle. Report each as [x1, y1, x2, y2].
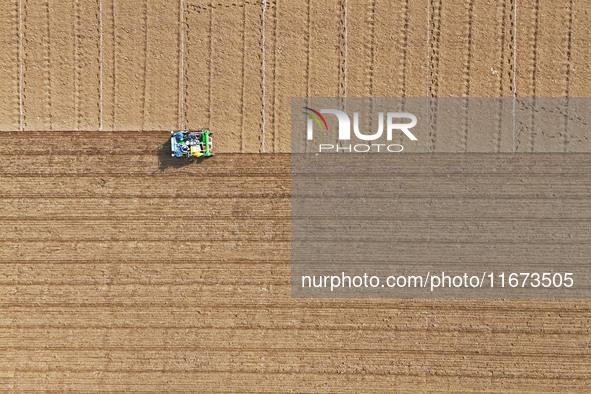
[157, 139, 205, 171]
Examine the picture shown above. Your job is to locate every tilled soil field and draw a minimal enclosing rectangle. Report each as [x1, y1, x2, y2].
[0, 133, 590, 390]
[1, 0, 591, 391]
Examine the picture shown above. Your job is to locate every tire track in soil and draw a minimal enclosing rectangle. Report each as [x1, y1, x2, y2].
[0, 0, 20, 131]
[240, 2, 247, 152]
[567, 0, 591, 98]
[48, 0, 76, 131]
[44, 0, 52, 130]
[270, 0, 279, 152]
[400, 0, 410, 96]
[309, 0, 341, 149]
[516, 0, 584, 152]
[529, 0, 540, 152]
[141, 0, 179, 131]
[337, 0, 348, 99]
[260, 0, 267, 153]
[268, 0, 307, 152]
[112, 0, 145, 130]
[74, 0, 80, 129]
[106, 0, 116, 130]
[197, 1, 264, 152]
[73, 0, 101, 131]
[179, 0, 184, 129]
[430, 0, 468, 152]
[496, 0, 509, 152]
[427, 0, 442, 152]
[563, 0, 574, 152]
[140, 1, 148, 131]
[208, 0, 213, 126]
[22, 0, 52, 131]
[183, 1, 209, 132]
[304, 0, 311, 152]
[461, 0, 474, 152]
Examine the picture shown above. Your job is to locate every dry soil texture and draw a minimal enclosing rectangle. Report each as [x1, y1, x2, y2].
[0, 133, 590, 391]
[1, 1, 590, 151]
[1, 0, 591, 391]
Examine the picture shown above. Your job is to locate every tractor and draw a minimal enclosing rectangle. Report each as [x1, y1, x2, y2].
[171, 129, 213, 158]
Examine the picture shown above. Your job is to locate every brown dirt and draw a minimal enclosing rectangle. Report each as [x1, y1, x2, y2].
[1, 0, 591, 391]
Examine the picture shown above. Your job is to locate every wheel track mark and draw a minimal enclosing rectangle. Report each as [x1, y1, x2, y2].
[366, 0, 376, 97]
[272, 0, 278, 152]
[427, 0, 442, 152]
[400, 0, 410, 96]
[344, 0, 347, 100]
[261, 0, 267, 153]
[496, 0, 508, 152]
[141, 0, 149, 131]
[511, 0, 516, 152]
[426, 0, 430, 151]
[337, 0, 347, 98]
[98, 0, 103, 131]
[563, 0, 574, 152]
[44, 0, 52, 131]
[365, 0, 377, 135]
[22, 0, 28, 130]
[305, 0, 311, 150]
[529, 0, 540, 152]
[179, 0, 185, 129]
[184, 1, 189, 130]
[18, 0, 23, 131]
[111, 0, 116, 129]
[74, 0, 81, 130]
[207, 0, 213, 126]
[462, 0, 474, 151]
[305, 0, 311, 98]
[240, 1, 247, 153]
[396, 0, 410, 146]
